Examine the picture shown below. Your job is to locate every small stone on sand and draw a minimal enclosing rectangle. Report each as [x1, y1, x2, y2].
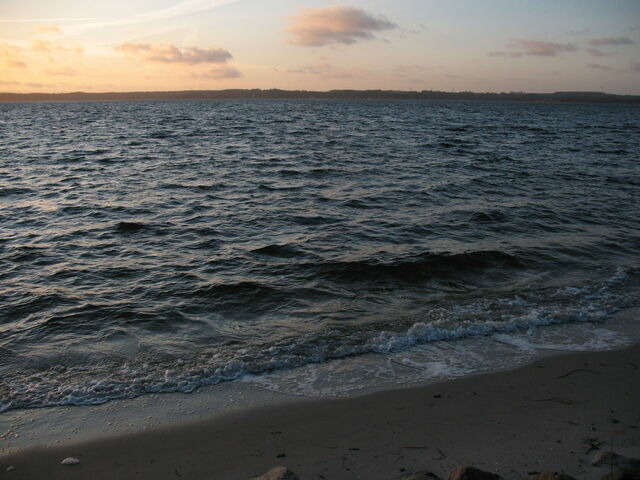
[253, 466, 300, 480]
[61, 456, 80, 466]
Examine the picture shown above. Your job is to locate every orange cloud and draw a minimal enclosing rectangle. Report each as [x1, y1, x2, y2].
[24, 81, 58, 89]
[0, 43, 27, 69]
[37, 25, 63, 36]
[7, 60, 27, 68]
[0, 80, 58, 89]
[115, 43, 232, 65]
[31, 40, 83, 55]
[45, 67, 77, 76]
[286, 5, 396, 47]
[0, 42, 22, 57]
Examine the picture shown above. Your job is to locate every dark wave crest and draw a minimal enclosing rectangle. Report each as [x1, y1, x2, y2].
[308, 250, 524, 283]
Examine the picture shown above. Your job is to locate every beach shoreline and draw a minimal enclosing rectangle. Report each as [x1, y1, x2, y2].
[2, 343, 639, 480]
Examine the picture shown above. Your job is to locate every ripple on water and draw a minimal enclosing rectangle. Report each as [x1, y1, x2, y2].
[0, 99, 639, 411]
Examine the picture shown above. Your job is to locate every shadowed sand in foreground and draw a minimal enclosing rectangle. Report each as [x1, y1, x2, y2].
[2, 345, 639, 480]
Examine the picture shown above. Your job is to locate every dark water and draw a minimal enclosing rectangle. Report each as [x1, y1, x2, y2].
[1, 100, 639, 411]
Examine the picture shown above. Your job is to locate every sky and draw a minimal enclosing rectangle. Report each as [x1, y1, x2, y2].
[1, 0, 639, 94]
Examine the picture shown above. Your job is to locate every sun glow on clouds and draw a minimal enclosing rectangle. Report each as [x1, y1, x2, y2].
[114, 42, 241, 80]
[44, 66, 77, 76]
[115, 43, 232, 65]
[32, 40, 83, 55]
[0, 0, 639, 94]
[1, 42, 24, 67]
[36, 25, 63, 36]
[286, 5, 396, 47]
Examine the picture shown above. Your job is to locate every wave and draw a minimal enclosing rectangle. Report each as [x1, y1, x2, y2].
[2, 99, 639, 414]
[115, 221, 149, 233]
[309, 250, 523, 283]
[251, 244, 306, 258]
[189, 281, 281, 299]
[1, 268, 634, 413]
[0, 187, 34, 197]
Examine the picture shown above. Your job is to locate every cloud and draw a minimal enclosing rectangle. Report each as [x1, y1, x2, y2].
[45, 66, 77, 76]
[0, 80, 57, 89]
[0, 42, 22, 57]
[287, 61, 367, 78]
[398, 64, 425, 72]
[0, 42, 27, 68]
[393, 64, 429, 74]
[0, 17, 109, 23]
[23, 82, 57, 88]
[505, 40, 577, 56]
[192, 66, 241, 79]
[7, 60, 27, 68]
[37, 25, 63, 35]
[286, 5, 396, 47]
[586, 63, 612, 71]
[287, 62, 334, 74]
[63, 0, 242, 36]
[587, 48, 612, 57]
[488, 51, 523, 58]
[589, 36, 635, 46]
[31, 40, 52, 53]
[115, 43, 232, 64]
[31, 40, 83, 55]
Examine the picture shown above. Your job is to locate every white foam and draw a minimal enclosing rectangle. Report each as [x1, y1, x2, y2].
[2, 267, 638, 411]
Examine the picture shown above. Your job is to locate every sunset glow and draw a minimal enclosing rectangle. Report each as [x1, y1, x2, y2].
[1, 0, 639, 94]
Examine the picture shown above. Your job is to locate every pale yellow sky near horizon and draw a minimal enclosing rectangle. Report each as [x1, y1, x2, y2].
[1, 0, 639, 94]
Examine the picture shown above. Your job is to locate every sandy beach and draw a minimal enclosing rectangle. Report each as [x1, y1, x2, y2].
[1, 344, 638, 480]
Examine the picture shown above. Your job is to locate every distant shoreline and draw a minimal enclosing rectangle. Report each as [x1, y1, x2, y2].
[1, 89, 639, 104]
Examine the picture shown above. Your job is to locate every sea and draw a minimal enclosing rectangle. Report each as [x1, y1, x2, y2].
[1, 99, 639, 413]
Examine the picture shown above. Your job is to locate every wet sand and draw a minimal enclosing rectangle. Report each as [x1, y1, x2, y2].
[1, 344, 639, 480]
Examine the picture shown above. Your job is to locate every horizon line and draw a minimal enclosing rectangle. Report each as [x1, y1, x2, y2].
[2, 88, 640, 96]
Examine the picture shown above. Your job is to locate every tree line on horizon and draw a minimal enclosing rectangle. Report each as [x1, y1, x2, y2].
[1, 89, 639, 103]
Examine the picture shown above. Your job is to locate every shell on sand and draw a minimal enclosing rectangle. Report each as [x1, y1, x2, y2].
[60, 457, 80, 466]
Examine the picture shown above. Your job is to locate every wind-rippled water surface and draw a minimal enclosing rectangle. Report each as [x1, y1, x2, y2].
[1, 99, 639, 411]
